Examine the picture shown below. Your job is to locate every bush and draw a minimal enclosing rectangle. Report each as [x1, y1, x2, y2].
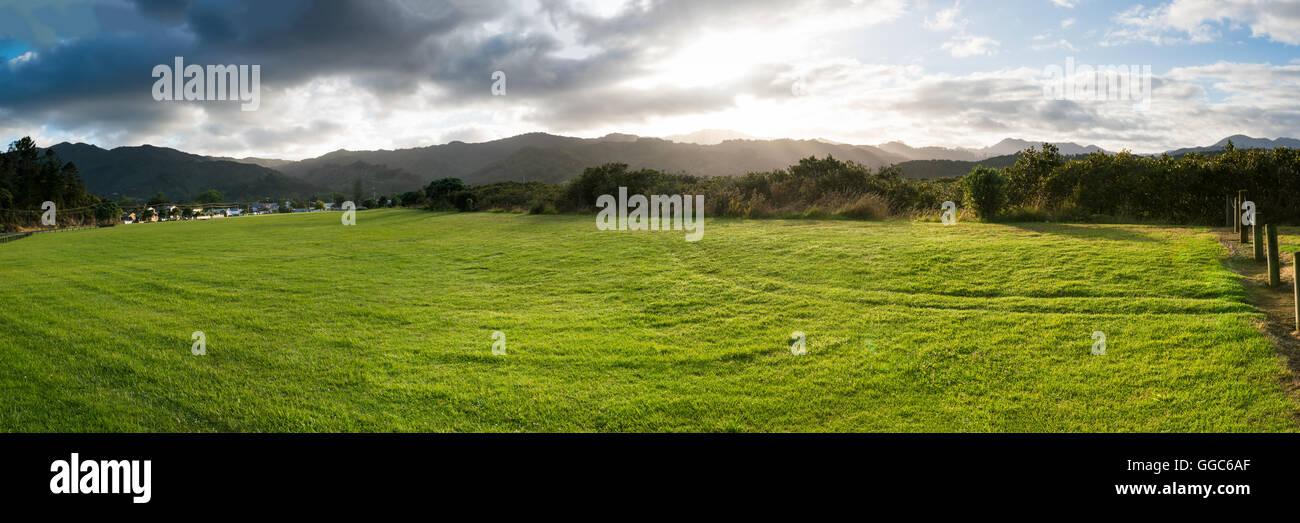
[962, 166, 1008, 219]
[426, 178, 467, 206]
[835, 193, 889, 220]
[399, 191, 423, 206]
[528, 201, 557, 214]
[450, 191, 475, 211]
[93, 200, 121, 223]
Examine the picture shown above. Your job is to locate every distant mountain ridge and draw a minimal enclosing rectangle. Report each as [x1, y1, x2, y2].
[37, 133, 1298, 200]
[46, 142, 318, 202]
[1165, 135, 1300, 156]
[664, 129, 763, 145]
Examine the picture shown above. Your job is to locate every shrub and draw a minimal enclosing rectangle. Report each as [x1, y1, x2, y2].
[528, 201, 557, 214]
[399, 191, 423, 206]
[94, 200, 121, 224]
[835, 193, 889, 220]
[450, 191, 475, 211]
[962, 166, 1008, 219]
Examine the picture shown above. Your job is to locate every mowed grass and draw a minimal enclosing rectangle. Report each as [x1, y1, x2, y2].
[1, 209, 1296, 432]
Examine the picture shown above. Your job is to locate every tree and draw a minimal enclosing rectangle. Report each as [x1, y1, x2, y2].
[400, 191, 423, 206]
[312, 200, 326, 210]
[1003, 143, 1063, 207]
[425, 177, 466, 204]
[352, 179, 364, 204]
[195, 189, 224, 204]
[147, 192, 167, 206]
[0, 137, 97, 229]
[94, 200, 121, 224]
[962, 166, 1008, 219]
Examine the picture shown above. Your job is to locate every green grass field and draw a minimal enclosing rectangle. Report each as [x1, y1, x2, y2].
[1, 209, 1296, 432]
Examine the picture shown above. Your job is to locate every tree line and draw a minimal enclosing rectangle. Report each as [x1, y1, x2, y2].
[415, 140, 1300, 226]
[8, 133, 1296, 230]
[0, 137, 103, 230]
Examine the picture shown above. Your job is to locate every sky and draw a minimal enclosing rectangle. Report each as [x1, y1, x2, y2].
[0, 0, 1298, 159]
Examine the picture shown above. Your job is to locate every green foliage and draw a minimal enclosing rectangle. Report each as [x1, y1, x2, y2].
[1003, 143, 1064, 207]
[195, 189, 224, 204]
[425, 177, 467, 209]
[399, 191, 423, 206]
[0, 137, 99, 227]
[93, 200, 121, 223]
[962, 166, 1009, 218]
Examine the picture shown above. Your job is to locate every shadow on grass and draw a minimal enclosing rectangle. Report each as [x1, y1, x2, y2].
[1004, 222, 1161, 243]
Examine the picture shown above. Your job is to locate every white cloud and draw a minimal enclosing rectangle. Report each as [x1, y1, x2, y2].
[943, 34, 1001, 56]
[1051, 0, 1076, 7]
[6, 51, 36, 68]
[1033, 38, 1079, 52]
[1062, 17, 1077, 28]
[1107, 0, 1300, 46]
[925, 2, 967, 31]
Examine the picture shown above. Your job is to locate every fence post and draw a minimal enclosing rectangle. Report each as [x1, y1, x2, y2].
[1227, 196, 1234, 228]
[1267, 224, 1280, 287]
[1289, 251, 1300, 333]
[1234, 194, 1241, 234]
[1239, 191, 1250, 243]
[1254, 215, 1265, 261]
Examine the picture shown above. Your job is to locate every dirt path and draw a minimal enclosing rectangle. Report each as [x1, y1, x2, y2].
[1216, 228, 1300, 398]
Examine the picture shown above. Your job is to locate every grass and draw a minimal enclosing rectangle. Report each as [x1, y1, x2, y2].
[0, 209, 1295, 432]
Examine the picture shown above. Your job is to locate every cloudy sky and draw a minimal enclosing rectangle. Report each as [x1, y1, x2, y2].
[1, 0, 1298, 159]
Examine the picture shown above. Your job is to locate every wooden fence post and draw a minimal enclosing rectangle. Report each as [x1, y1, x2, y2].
[1227, 196, 1234, 228]
[1294, 251, 1300, 332]
[1234, 194, 1241, 234]
[1267, 224, 1280, 287]
[1239, 191, 1250, 243]
[1289, 251, 1300, 333]
[1254, 215, 1265, 261]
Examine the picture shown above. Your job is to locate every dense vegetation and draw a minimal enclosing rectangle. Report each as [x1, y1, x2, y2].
[424, 157, 961, 221]
[0, 137, 100, 230]
[9, 135, 1297, 229]
[422, 141, 1300, 225]
[998, 142, 1300, 224]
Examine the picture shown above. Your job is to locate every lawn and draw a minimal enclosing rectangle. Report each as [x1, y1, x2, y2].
[0, 209, 1295, 432]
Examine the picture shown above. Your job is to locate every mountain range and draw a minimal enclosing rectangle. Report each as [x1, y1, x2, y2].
[40, 133, 1295, 202]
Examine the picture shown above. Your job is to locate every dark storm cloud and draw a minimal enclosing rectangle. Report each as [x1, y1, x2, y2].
[0, 0, 836, 139]
[0, 0, 514, 131]
[129, 0, 191, 23]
